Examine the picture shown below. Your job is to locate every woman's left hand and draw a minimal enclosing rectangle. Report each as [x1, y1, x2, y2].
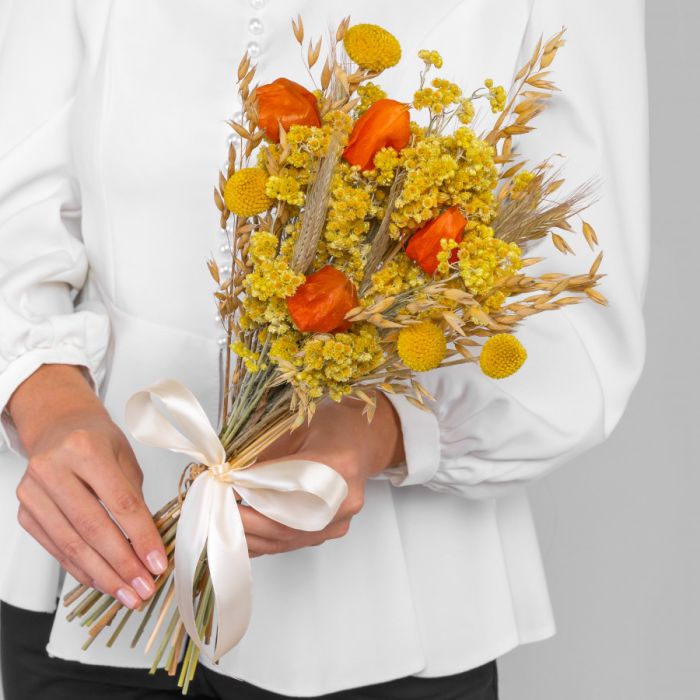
[239, 391, 404, 557]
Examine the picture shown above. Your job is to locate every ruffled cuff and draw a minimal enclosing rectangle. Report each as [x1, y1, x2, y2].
[0, 313, 110, 456]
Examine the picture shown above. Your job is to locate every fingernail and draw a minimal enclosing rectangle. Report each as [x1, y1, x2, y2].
[131, 576, 154, 599]
[116, 587, 140, 609]
[146, 550, 168, 575]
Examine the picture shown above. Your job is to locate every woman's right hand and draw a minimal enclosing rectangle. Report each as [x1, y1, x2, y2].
[8, 364, 167, 609]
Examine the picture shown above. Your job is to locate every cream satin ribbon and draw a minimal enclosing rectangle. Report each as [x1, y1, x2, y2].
[124, 378, 348, 661]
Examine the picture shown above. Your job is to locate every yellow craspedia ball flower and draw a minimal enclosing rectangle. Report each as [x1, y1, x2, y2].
[479, 334, 527, 379]
[223, 168, 272, 218]
[397, 322, 446, 372]
[343, 24, 401, 72]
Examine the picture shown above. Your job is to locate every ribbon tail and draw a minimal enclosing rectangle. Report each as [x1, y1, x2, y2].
[207, 481, 252, 661]
[174, 474, 214, 654]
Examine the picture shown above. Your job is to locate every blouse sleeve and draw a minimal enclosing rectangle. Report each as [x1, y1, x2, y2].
[381, 0, 649, 499]
[0, 0, 111, 454]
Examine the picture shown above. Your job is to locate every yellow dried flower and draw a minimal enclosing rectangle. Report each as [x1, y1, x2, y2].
[249, 231, 279, 263]
[369, 254, 426, 298]
[436, 237, 460, 276]
[390, 128, 498, 237]
[266, 174, 305, 206]
[413, 77, 462, 114]
[269, 333, 302, 367]
[231, 341, 264, 373]
[397, 321, 446, 372]
[457, 98, 475, 124]
[370, 147, 400, 185]
[479, 333, 527, 379]
[484, 78, 507, 113]
[418, 49, 443, 68]
[321, 109, 354, 136]
[272, 324, 384, 401]
[344, 24, 402, 72]
[357, 82, 387, 114]
[483, 290, 507, 313]
[512, 170, 535, 193]
[244, 259, 303, 302]
[243, 296, 295, 334]
[457, 222, 522, 297]
[223, 168, 272, 217]
[318, 162, 375, 282]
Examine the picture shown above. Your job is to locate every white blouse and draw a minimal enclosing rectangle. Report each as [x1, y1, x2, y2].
[0, 0, 648, 696]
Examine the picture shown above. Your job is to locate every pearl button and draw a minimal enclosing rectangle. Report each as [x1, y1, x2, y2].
[227, 132, 239, 146]
[232, 110, 244, 123]
[226, 219, 236, 235]
[219, 243, 232, 255]
[246, 41, 261, 58]
[248, 18, 264, 35]
[250, 0, 266, 9]
[219, 264, 232, 279]
[218, 335, 229, 347]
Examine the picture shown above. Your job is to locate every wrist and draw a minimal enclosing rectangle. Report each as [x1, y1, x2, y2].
[363, 391, 405, 477]
[7, 363, 106, 455]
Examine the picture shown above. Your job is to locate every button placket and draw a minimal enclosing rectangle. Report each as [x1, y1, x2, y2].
[246, 0, 266, 60]
[216, 1, 268, 337]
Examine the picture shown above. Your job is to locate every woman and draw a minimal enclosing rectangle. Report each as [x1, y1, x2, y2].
[0, 0, 648, 698]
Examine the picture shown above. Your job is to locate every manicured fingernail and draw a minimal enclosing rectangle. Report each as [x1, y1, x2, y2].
[131, 576, 154, 599]
[116, 587, 140, 609]
[146, 550, 168, 575]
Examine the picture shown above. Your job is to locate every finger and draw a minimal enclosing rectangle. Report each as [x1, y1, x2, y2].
[238, 507, 301, 542]
[17, 506, 91, 586]
[243, 527, 330, 556]
[40, 472, 157, 600]
[115, 440, 145, 493]
[244, 534, 297, 556]
[320, 516, 352, 540]
[19, 477, 144, 609]
[72, 447, 168, 577]
[246, 514, 353, 555]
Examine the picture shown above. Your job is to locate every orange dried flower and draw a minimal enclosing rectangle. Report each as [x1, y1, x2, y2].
[287, 265, 358, 333]
[256, 78, 321, 143]
[405, 207, 467, 275]
[343, 99, 410, 171]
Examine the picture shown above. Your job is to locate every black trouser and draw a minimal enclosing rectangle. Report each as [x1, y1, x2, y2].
[1, 602, 498, 700]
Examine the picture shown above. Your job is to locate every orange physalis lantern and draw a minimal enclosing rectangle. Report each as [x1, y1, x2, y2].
[343, 99, 410, 171]
[405, 207, 467, 276]
[256, 78, 321, 143]
[287, 265, 358, 333]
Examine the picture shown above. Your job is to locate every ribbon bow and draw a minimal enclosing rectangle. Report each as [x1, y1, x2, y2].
[125, 379, 348, 661]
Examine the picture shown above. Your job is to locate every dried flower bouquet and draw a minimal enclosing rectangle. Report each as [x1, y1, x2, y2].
[64, 16, 605, 693]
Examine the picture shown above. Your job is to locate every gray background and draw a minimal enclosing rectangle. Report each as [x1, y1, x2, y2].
[499, 1, 700, 698]
[0, 1, 697, 699]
